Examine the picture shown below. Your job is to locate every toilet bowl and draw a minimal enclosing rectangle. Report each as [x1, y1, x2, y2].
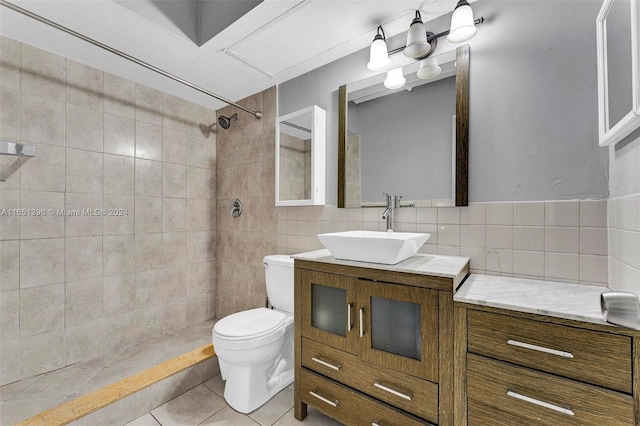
[212, 255, 295, 413]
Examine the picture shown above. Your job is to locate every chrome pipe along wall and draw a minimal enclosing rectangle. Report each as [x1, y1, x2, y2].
[0, 0, 263, 120]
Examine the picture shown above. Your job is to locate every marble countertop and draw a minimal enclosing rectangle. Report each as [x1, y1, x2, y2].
[454, 274, 609, 326]
[292, 249, 469, 281]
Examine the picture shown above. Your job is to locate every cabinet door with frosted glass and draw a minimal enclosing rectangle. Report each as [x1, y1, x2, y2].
[358, 280, 439, 382]
[299, 270, 358, 354]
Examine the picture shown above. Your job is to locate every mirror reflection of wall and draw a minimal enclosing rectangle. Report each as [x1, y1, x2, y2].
[606, 0, 633, 128]
[279, 116, 312, 201]
[345, 54, 456, 207]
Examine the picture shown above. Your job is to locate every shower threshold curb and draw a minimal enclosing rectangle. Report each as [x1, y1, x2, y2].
[15, 344, 216, 426]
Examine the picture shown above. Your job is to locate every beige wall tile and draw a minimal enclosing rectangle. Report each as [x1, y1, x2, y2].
[580, 254, 608, 284]
[135, 233, 163, 271]
[486, 225, 514, 250]
[0, 87, 20, 140]
[104, 154, 134, 195]
[163, 198, 186, 233]
[0, 36, 21, 91]
[514, 202, 545, 226]
[185, 294, 208, 326]
[461, 203, 485, 225]
[187, 166, 212, 199]
[65, 319, 104, 364]
[186, 199, 210, 231]
[19, 143, 65, 192]
[486, 249, 514, 274]
[19, 190, 64, 239]
[160, 265, 185, 304]
[65, 193, 103, 237]
[0, 289, 19, 340]
[162, 298, 186, 334]
[66, 149, 103, 194]
[20, 93, 65, 145]
[136, 121, 163, 161]
[580, 227, 608, 255]
[135, 196, 162, 233]
[486, 203, 514, 225]
[103, 194, 134, 235]
[163, 163, 186, 198]
[20, 328, 65, 378]
[461, 225, 485, 247]
[162, 93, 187, 132]
[104, 113, 135, 157]
[187, 132, 214, 169]
[20, 283, 65, 337]
[66, 236, 103, 281]
[545, 201, 579, 227]
[187, 231, 213, 263]
[0, 190, 20, 240]
[104, 73, 135, 119]
[20, 44, 65, 101]
[66, 104, 104, 152]
[103, 234, 134, 276]
[580, 199, 607, 227]
[162, 127, 186, 164]
[65, 277, 103, 327]
[545, 252, 580, 281]
[186, 261, 213, 295]
[136, 85, 163, 125]
[513, 250, 545, 277]
[102, 273, 135, 316]
[513, 226, 544, 251]
[135, 158, 162, 196]
[545, 227, 579, 253]
[0, 338, 19, 385]
[163, 231, 186, 267]
[20, 238, 65, 288]
[0, 240, 19, 291]
[66, 60, 103, 111]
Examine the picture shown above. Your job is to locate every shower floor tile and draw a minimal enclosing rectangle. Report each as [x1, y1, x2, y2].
[0, 319, 216, 425]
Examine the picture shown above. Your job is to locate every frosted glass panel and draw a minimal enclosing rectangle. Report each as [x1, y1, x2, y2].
[371, 296, 421, 360]
[311, 284, 346, 337]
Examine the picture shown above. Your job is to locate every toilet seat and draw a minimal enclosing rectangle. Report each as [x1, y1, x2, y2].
[213, 308, 289, 351]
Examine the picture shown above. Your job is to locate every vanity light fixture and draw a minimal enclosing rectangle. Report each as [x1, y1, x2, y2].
[404, 11, 431, 58]
[417, 56, 441, 80]
[447, 0, 478, 44]
[367, 25, 392, 71]
[383, 67, 406, 89]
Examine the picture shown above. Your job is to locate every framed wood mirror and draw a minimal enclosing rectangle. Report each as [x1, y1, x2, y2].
[338, 45, 469, 208]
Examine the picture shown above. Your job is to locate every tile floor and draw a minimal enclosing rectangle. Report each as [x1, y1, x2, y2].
[126, 377, 343, 426]
[0, 320, 217, 425]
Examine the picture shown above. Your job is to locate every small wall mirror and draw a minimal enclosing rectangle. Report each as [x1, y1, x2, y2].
[276, 105, 326, 206]
[338, 46, 469, 208]
[597, 0, 640, 146]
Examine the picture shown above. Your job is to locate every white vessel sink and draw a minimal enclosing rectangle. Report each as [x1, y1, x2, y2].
[317, 231, 430, 265]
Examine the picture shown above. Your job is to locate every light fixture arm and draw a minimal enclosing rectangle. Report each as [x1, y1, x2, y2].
[387, 16, 484, 56]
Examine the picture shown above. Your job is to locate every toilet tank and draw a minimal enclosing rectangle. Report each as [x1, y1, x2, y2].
[263, 255, 294, 314]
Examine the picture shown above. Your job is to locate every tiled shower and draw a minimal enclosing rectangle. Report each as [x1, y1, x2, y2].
[0, 37, 216, 385]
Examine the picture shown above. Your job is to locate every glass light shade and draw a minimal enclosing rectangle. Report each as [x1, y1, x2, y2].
[384, 67, 406, 90]
[367, 36, 391, 71]
[417, 57, 441, 80]
[404, 19, 430, 58]
[447, 2, 478, 44]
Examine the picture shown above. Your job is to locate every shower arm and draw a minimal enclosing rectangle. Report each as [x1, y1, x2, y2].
[0, 0, 263, 120]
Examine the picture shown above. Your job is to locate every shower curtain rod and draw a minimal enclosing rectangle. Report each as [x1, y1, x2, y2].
[0, 0, 263, 119]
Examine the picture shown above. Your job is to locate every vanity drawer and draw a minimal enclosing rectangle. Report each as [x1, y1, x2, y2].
[467, 310, 632, 393]
[301, 337, 438, 423]
[467, 354, 635, 425]
[299, 369, 431, 426]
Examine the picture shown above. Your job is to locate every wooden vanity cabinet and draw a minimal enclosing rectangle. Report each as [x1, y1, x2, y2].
[455, 304, 640, 425]
[295, 258, 468, 426]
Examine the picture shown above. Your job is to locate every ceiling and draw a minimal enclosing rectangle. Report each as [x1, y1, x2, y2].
[0, 0, 463, 111]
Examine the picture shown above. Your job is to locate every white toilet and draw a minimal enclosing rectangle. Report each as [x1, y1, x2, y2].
[212, 255, 295, 413]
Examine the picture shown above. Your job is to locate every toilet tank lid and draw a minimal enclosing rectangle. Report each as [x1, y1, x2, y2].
[214, 308, 286, 339]
[263, 255, 294, 267]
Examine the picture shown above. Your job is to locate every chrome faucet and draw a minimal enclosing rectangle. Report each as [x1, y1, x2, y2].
[381, 193, 402, 232]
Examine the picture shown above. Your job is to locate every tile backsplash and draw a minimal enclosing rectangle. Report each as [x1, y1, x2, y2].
[276, 200, 609, 286]
[0, 36, 216, 385]
[608, 194, 640, 294]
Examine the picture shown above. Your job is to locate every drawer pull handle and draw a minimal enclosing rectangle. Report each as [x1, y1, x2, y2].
[507, 339, 574, 358]
[507, 390, 574, 416]
[374, 380, 413, 401]
[309, 390, 339, 407]
[359, 308, 364, 338]
[311, 356, 342, 371]
[347, 303, 352, 331]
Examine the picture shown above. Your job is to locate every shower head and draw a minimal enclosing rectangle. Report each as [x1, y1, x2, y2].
[218, 113, 238, 130]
